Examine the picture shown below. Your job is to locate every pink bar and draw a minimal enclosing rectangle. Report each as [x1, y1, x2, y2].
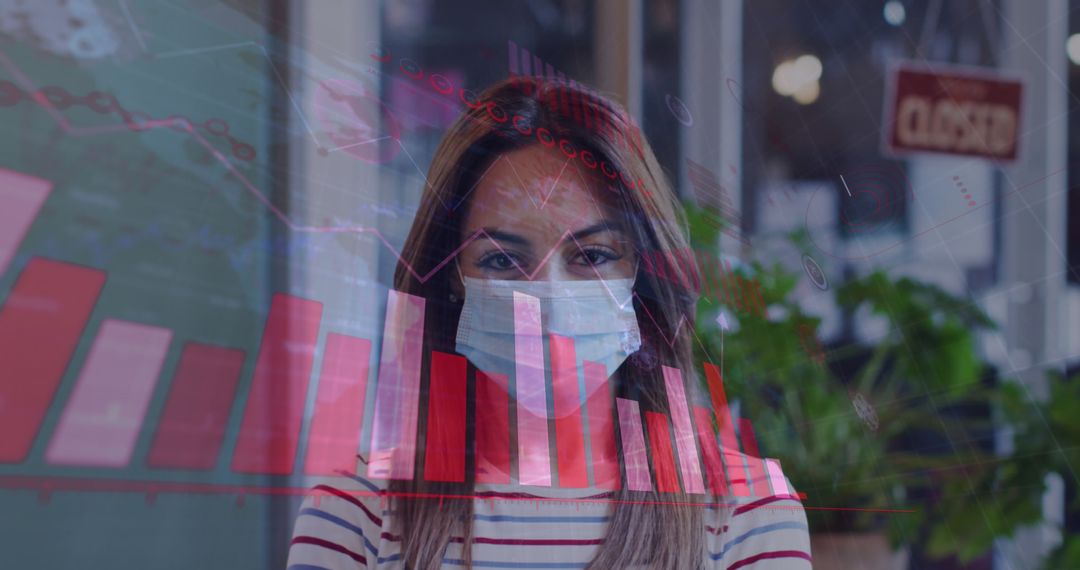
[508, 40, 520, 75]
[147, 342, 245, 470]
[616, 398, 651, 492]
[231, 293, 323, 475]
[662, 366, 705, 494]
[513, 291, 551, 486]
[367, 290, 426, 480]
[303, 333, 372, 475]
[583, 361, 619, 490]
[765, 458, 791, 496]
[0, 168, 51, 278]
[45, 319, 172, 467]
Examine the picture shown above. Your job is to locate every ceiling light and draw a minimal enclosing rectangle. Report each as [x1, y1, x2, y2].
[884, 1, 906, 27]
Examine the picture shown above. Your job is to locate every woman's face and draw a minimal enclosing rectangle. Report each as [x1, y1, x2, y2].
[456, 144, 637, 291]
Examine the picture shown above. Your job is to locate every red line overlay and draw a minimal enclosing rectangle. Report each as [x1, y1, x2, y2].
[0, 475, 915, 513]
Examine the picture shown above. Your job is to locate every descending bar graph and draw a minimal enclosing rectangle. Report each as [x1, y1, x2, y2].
[583, 361, 619, 490]
[617, 398, 651, 492]
[424, 351, 467, 483]
[692, 405, 729, 496]
[475, 370, 511, 484]
[662, 366, 704, 494]
[368, 290, 425, 480]
[645, 412, 681, 494]
[46, 319, 172, 467]
[0, 161, 814, 509]
[0, 258, 106, 463]
[550, 334, 588, 488]
[739, 417, 772, 497]
[303, 333, 372, 476]
[703, 362, 750, 496]
[0, 168, 51, 278]
[765, 458, 791, 496]
[513, 291, 551, 487]
[148, 342, 245, 470]
[232, 293, 323, 475]
[0, 252, 798, 499]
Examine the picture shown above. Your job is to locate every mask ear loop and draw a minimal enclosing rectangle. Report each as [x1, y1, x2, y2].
[449, 260, 467, 303]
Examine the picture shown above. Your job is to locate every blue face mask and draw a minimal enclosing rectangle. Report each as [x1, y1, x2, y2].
[454, 275, 641, 418]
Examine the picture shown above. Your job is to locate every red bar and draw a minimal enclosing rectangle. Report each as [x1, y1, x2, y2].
[703, 362, 749, 496]
[148, 343, 245, 470]
[475, 371, 511, 484]
[721, 262, 740, 311]
[231, 293, 323, 475]
[744, 277, 766, 317]
[555, 71, 570, 117]
[424, 351, 468, 483]
[0, 258, 105, 463]
[581, 85, 594, 131]
[583, 361, 619, 490]
[680, 248, 702, 292]
[695, 250, 714, 299]
[693, 406, 729, 496]
[645, 412, 681, 494]
[550, 334, 588, 488]
[303, 333, 372, 475]
[739, 418, 772, 497]
[568, 80, 583, 125]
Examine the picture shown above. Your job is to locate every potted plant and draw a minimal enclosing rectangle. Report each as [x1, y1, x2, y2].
[683, 204, 1044, 568]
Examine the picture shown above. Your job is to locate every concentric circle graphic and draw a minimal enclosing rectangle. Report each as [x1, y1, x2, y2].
[804, 162, 914, 261]
[801, 254, 828, 290]
[837, 164, 910, 234]
[665, 94, 693, 127]
[313, 78, 401, 164]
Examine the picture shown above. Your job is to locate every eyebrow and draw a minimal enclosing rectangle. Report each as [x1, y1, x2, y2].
[478, 220, 623, 247]
[570, 220, 623, 240]
[480, 228, 530, 246]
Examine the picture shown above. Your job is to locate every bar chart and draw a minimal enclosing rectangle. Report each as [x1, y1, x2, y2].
[0, 167, 796, 503]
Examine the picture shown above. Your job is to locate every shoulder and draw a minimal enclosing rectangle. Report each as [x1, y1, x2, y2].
[704, 453, 812, 569]
[287, 471, 388, 570]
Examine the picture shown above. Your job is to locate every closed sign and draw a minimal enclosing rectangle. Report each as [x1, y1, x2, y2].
[884, 63, 1023, 161]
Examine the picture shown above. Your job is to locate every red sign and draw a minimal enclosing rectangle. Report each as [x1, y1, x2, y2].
[884, 62, 1023, 161]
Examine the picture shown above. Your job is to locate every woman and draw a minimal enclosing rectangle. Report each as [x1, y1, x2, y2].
[288, 77, 811, 569]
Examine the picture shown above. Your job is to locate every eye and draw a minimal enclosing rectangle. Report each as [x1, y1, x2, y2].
[477, 251, 523, 272]
[572, 246, 621, 267]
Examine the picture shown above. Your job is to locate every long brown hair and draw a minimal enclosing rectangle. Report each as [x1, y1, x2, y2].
[390, 76, 713, 569]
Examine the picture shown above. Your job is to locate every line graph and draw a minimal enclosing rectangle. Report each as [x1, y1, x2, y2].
[0, 50, 718, 354]
[0, 61, 920, 518]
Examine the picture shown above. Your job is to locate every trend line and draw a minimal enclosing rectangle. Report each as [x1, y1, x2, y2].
[840, 174, 852, 197]
[0, 474, 916, 513]
[0, 51, 707, 351]
[155, 40, 260, 59]
[117, 0, 148, 54]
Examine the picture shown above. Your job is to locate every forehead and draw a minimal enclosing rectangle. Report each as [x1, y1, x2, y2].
[463, 144, 619, 232]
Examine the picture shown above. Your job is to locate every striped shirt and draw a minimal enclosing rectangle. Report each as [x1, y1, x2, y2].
[287, 459, 811, 569]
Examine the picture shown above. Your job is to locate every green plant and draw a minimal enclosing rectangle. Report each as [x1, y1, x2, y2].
[998, 370, 1080, 569]
[684, 203, 1047, 564]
